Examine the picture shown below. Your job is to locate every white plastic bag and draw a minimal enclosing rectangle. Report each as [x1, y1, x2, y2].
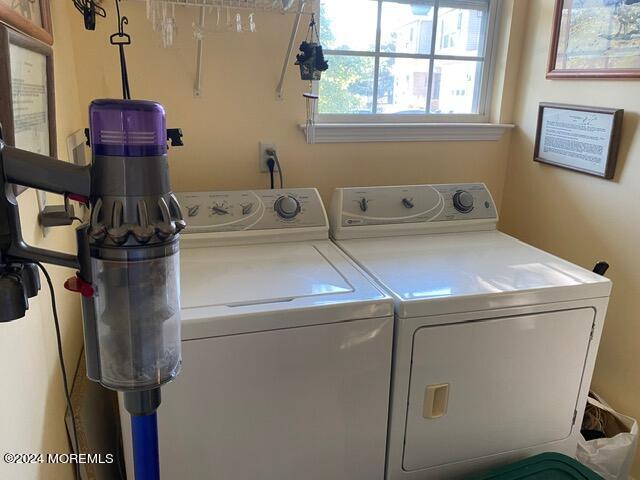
[577, 392, 638, 480]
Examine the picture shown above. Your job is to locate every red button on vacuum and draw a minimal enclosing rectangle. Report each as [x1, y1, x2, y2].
[68, 193, 89, 205]
[64, 274, 94, 298]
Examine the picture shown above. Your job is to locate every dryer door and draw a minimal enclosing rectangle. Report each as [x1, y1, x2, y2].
[403, 308, 594, 471]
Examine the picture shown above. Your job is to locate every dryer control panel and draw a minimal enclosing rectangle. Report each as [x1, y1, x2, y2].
[177, 188, 327, 233]
[330, 184, 498, 239]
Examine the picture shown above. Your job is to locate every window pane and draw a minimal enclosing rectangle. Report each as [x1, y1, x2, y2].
[430, 60, 482, 114]
[380, 1, 435, 55]
[319, 55, 375, 114]
[377, 57, 430, 114]
[435, 3, 488, 57]
[320, 0, 379, 52]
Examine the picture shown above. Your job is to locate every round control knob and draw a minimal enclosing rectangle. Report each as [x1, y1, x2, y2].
[453, 190, 474, 213]
[274, 195, 301, 219]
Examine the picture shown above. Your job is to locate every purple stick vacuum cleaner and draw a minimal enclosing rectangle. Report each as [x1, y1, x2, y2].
[0, 99, 185, 480]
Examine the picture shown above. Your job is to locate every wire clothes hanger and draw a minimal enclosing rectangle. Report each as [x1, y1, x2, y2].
[111, 0, 132, 100]
[72, 0, 106, 30]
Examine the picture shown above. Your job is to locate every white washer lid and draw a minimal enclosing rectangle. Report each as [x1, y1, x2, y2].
[336, 231, 611, 318]
[182, 242, 352, 308]
[179, 241, 393, 339]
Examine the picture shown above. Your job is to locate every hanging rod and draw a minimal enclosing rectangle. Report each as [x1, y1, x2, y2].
[276, 0, 308, 100]
[130, 0, 315, 97]
[131, 0, 310, 13]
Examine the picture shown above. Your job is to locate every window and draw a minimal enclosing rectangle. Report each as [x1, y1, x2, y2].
[318, 0, 498, 122]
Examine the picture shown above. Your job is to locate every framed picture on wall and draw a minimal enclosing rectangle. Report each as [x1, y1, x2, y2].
[548, 0, 640, 79]
[0, 0, 52, 45]
[534, 103, 623, 179]
[0, 24, 56, 194]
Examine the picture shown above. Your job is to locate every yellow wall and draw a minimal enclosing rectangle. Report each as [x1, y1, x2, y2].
[15, 1, 640, 479]
[0, 2, 84, 479]
[500, 1, 640, 476]
[68, 2, 523, 208]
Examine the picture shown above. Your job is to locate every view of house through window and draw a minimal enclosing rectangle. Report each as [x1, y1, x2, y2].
[319, 0, 493, 118]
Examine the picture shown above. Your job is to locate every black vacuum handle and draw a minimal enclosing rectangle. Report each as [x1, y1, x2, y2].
[0, 141, 91, 269]
[1, 142, 91, 198]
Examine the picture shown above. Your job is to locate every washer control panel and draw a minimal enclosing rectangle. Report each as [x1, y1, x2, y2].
[331, 184, 497, 229]
[177, 188, 327, 233]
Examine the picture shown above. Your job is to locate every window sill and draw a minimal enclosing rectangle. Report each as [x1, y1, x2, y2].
[299, 122, 514, 144]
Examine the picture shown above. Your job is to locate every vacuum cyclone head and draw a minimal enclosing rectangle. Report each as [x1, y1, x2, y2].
[85, 99, 185, 393]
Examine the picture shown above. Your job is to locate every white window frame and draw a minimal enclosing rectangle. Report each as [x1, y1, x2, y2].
[305, 0, 512, 143]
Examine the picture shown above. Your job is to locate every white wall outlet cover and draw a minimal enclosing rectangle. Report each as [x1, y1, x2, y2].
[259, 142, 279, 173]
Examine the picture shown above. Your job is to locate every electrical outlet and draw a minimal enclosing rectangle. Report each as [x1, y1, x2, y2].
[259, 142, 279, 173]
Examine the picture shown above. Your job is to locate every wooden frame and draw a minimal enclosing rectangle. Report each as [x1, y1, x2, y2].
[0, 24, 56, 194]
[0, 0, 52, 45]
[547, 0, 640, 79]
[534, 103, 623, 179]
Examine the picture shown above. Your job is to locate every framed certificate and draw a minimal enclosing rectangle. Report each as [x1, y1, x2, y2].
[534, 103, 623, 179]
[0, 25, 56, 194]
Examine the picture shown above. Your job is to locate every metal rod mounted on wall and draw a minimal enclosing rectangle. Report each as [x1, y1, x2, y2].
[194, 6, 206, 97]
[276, 0, 309, 100]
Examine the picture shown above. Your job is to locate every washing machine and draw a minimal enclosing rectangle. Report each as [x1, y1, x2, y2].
[329, 184, 612, 480]
[120, 188, 395, 480]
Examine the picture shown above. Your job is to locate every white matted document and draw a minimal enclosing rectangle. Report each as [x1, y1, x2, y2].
[534, 103, 623, 179]
[10, 43, 49, 155]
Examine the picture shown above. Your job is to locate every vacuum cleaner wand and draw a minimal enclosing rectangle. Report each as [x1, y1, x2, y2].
[0, 99, 185, 480]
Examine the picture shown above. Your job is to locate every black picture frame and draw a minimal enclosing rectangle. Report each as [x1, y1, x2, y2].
[534, 103, 623, 180]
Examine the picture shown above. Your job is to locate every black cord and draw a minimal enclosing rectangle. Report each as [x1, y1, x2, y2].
[118, 44, 131, 100]
[36, 263, 81, 480]
[267, 158, 275, 190]
[266, 150, 284, 189]
[112, 0, 132, 100]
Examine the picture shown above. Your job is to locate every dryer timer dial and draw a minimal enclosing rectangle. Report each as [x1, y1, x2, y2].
[453, 190, 474, 213]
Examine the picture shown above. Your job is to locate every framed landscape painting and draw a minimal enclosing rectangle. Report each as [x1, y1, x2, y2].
[0, 0, 52, 45]
[548, 0, 640, 78]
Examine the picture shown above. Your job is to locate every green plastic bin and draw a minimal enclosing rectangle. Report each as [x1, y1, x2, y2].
[468, 453, 604, 480]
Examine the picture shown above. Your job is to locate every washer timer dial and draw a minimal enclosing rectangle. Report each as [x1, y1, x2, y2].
[274, 195, 301, 220]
